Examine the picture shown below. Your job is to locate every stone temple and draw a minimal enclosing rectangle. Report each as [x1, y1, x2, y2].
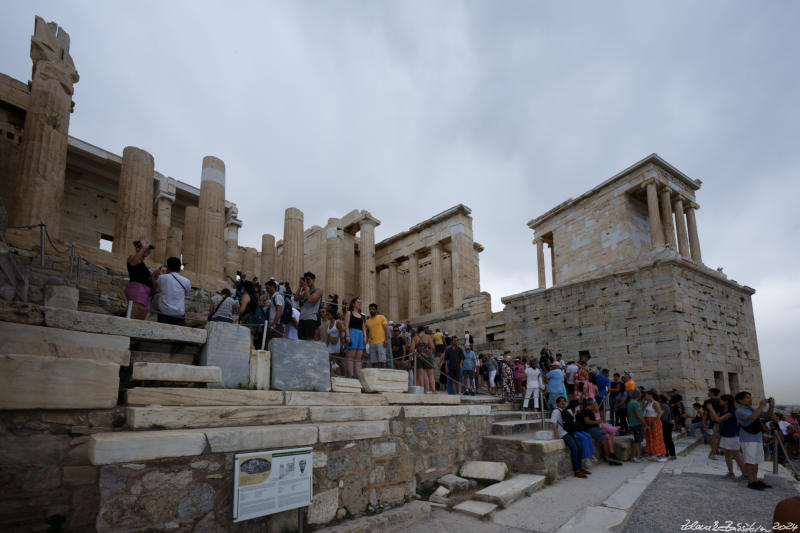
[0, 16, 766, 532]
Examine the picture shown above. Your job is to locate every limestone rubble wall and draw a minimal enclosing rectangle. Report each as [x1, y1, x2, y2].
[502, 259, 764, 402]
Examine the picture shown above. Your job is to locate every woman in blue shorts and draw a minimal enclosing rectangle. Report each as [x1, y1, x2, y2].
[344, 297, 367, 379]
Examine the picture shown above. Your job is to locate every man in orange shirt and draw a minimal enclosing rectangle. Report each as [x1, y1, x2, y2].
[624, 371, 636, 392]
[365, 303, 390, 369]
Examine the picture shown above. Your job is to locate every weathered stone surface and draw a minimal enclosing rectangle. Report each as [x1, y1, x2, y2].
[63, 465, 98, 486]
[403, 405, 471, 418]
[285, 392, 388, 406]
[380, 485, 405, 505]
[460, 461, 508, 482]
[127, 406, 308, 429]
[358, 368, 408, 393]
[474, 474, 545, 507]
[0, 354, 119, 409]
[381, 392, 460, 405]
[613, 436, 633, 461]
[437, 474, 471, 492]
[44, 308, 208, 344]
[198, 321, 250, 388]
[308, 488, 339, 525]
[309, 406, 400, 422]
[0, 320, 129, 350]
[269, 338, 331, 392]
[0, 300, 44, 325]
[89, 430, 207, 465]
[331, 376, 361, 393]
[44, 285, 79, 310]
[317, 420, 390, 443]
[429, 485, 451, 504]
[131, 362, 221, 383]
[204, 424, 318, 453]
[0, 338, 130, 365]
[453, 499, 497, 518]
[248, 349, 270, 390]
[126, 387, 284, 406]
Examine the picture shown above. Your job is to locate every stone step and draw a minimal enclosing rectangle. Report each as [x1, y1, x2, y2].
[481, 432, 571, 477]
[309, 406, 401, 422]
[491, 418, 547, 435]
[474, 474, 546, 507]
[331, 376, 361, 393]
[380, 393, 460, 405]
[284, 392, 389, 406]
[131, 362, 221, 382]
[460, 460, 509, 482]
[358, 368, 408, 393]
[44, 307, 207, 344]
[130, 350, 194, 366]
[0, 321, 130, 365]
[127, 387, 284, 406]
[452, 499, 498, 518]
[127, 405, 309, 429]
[132, 341, 200, 355]
[0, 354, 119, 409]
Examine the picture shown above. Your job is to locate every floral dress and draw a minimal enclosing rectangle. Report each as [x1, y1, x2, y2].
[501, 361, 515, 402]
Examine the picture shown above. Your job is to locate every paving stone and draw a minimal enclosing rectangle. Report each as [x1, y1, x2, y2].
[474, 474, 545, 507]
[460, 461, 508, 482]
[269, 338, 331, 392]
[248, 350, 271, 389]
[453, 499, 498, 518]
[437, 474, 471, 492]
[602, 479, 650, 510]
[204, 424, 318, 453]
[127, 406, 308, 429]
[555, 505, 627, 533]
[0, 354, 119, 409]
[126, 387, 284, 406]
[317, 420, 390, 442]
[358, 368, 408, 393]
[198, 321, 251, 388]
[285, 392, 388, 406]
[331, 377, 361, 393]
[429, 485, 451, 504]
[308, 488, 339, 525]
[381, 393, 460, 405]
[89, 430, 208, 465]
[309, 406, 401, 422]
[131, 362, 221, 382]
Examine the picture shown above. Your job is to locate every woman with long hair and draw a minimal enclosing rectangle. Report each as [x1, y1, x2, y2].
[343, 297, 366, 378]
[238, 280, 263, 349]
[124, 235, 155, 320]
[326, 307, 346, 376]
[709, 393, 746, 478]
[411, 326, 435, 393]
[643, 389, 667, 461]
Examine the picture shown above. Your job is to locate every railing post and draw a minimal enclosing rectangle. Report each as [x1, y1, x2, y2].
[773, 429, 779, 474]
[39, 222, 45, 268]
[76, 255, 81, 285]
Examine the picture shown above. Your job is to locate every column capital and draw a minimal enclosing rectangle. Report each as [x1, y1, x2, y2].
[686, 202, 699, 211]
[154, 175, 177, 206]
[225, 216, 243, 229]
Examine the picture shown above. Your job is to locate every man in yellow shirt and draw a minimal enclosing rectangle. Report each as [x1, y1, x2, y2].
[365, 303, 390, 369]
[433, 329, 445, 355]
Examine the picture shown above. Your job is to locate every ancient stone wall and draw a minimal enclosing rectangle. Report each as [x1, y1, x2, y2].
[501, 259, 763, 402]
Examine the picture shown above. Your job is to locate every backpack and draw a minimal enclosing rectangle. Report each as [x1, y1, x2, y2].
[279, 297, 294, 326]
[660, 402, 673, 424]
[559, 408, 578, 434]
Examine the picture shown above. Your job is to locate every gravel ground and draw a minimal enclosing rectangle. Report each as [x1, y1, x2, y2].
[622, 472, 797, 533]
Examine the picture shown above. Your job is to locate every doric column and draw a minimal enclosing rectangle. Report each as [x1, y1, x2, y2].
[536, 239, 546, 289]
[408, 252, 420, 318]
[686, 204, 702, 263]
[660, 188, 677, 250]
[223, 207, 242, 279]
[165, 226, 182, 260]
[358, 218, 377, 305]
[152, 177, 176, 263]
[260, 234, 276, 281]
[10, 17, 79, 238]
[243, 247, 259, 278]
[275, 241, 285, 281]
[430, 242, 443, 313]
[645, 181, 665, 249]
[673, 198, 690, 258]
[111, 147, 154, 255]
[388, 261, 399, 320]
[195, 156, 226, 278]
[283, 208, 304, 287]
[325, 218, 344, 300]
[181, 206, 198, 271]
[550, 242, 557, 285]
[448, 232, 472, 309]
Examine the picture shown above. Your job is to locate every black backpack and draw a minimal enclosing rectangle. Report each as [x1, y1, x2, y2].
[279, 297, 294, 326]
[560, 409, 579, 434]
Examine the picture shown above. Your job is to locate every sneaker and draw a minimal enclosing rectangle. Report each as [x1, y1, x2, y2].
[755, 480, 772, 489]
[632, 457, 644, 463]
[656, 457, 668, 462]
[747, 482, 764, 490]
[737, 475, 748, 482]
[709, 454, 719, 461]
[668, 456, 677, 461]
[574, 471, 587, 478]
[723, 472, 735, 479]
[578, 469, 592, 475]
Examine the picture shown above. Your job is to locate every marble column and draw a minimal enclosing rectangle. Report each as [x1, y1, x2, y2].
[223, 212, 242, 279]
[408, 252, 420, 318]
[359, 218, 377, 305]
[111, 147, 154, 255]
[276, 241, 285, 281]
[325, 218, 344, 300]
[152, 178, 176, 263]
[243, 247, 259, 278]
[181, 206, 198, 271]
[195, 156, 226, 278]
[449, 232, 472, 309]
[673, 198, 690, 258]
[686, 205, 702, 263]
[430, 242, 443, 313]
[550, 243, 557, 285]
[283, 208, 304, 287]
[261, 234, 276, 281]
[388, 261, 399, 320]
[660, 188, 677, 250]
[165, 226, 182, 260]
[10, 17, 79, 237]
[645, 181, 665, 249]
[536, 239, 546, 289]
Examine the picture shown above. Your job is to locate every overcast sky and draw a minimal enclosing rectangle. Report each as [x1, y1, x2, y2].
[3, 2, 799, 402]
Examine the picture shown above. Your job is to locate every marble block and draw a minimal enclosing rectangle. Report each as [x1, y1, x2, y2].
[269, 338, 331, 392]
[200, 321, 251, 388]
[331, 377, 361, 393]
[358, 368, 408, 393]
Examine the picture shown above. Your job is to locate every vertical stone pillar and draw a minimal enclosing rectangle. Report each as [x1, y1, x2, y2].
[660, 188, 677, 250]
[686, 205, 702, 263]
[10, 17, 79, 237]
[536, 239, 546, 289]
[449, 232, 473, 309]
[223, 215, 242, 279]
[645, 181, 665, 249]
[111, 147, 154, 255]
[152, 178, 176, 263]
[388, 261, 399, 320]
[243, 247, 259, 278]
[165, 226, 182, 260]
[408, 252, 419, 318]
[550, 244, 557, 285]
[276, 241, 285, 281]
[673, 198, 690, 257]
[430, 242, 443, 314]
[283, 208, 304, 287]
[261, 234, 276, 280]
[195, 156, 226, 278]
[358, 218, 377, 306]
[181, 206, 198, 271]
[325, 219, 345, 300]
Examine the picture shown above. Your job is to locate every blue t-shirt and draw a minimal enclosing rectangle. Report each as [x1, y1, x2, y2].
[720, 409, 739, 438]
[546, 369, 564, 394]
[463, 351, 477, 371]
[596, 374, 610, 398]
[735, 406, 762, 443]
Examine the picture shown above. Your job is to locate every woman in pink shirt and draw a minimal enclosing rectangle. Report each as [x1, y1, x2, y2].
[582, 373, 598, 409]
